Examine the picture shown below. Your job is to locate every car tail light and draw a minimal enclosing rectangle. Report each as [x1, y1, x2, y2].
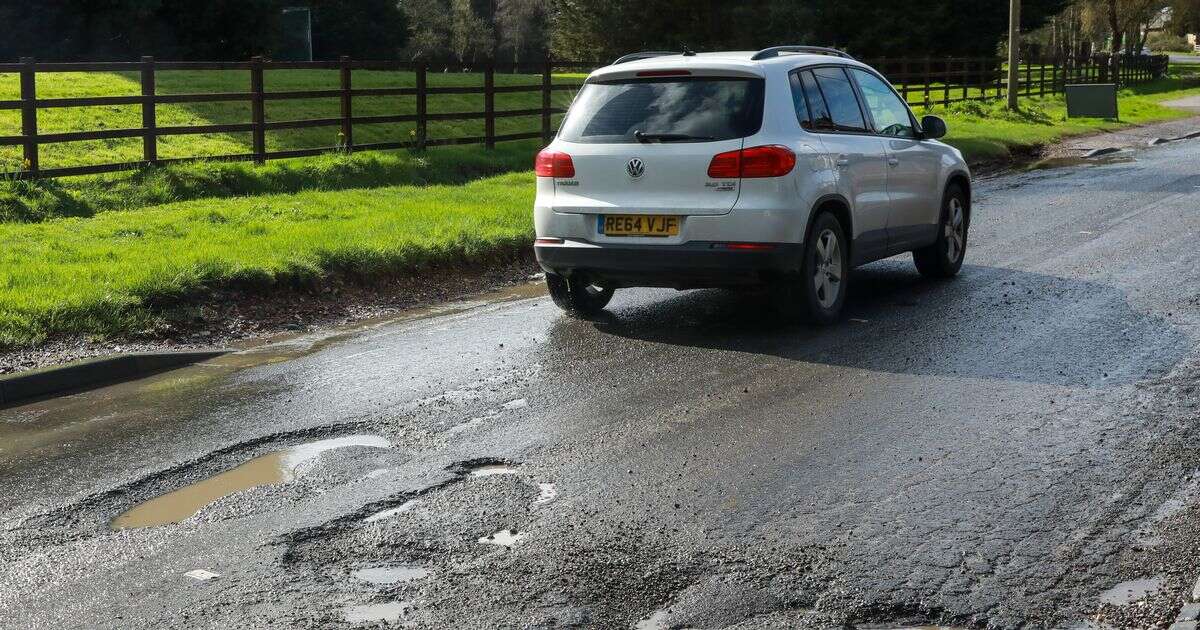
[707, 145, 796, 179]
[535, 150, 575, 178]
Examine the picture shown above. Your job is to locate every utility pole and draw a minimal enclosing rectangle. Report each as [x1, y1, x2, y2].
[1007, 0, 1021, 111]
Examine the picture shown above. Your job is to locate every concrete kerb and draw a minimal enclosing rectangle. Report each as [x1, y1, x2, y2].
[0, 350, 229, 408]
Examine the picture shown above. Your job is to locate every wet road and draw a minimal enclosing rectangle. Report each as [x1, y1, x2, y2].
[2, 141, 1200, 629]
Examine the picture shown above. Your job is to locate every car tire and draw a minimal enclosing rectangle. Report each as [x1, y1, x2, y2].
[777, 211, 849, 324]
[913, 183, 968, 278]
[546, 272, 614, 317]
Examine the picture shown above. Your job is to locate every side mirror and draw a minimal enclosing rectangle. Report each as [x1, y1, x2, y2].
[921, 115, 947, 140]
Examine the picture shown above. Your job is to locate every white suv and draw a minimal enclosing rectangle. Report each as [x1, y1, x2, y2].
[533, 46, 971, 322]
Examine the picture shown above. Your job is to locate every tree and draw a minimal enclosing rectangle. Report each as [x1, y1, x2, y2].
[450, 0, 495, 63]
[496, 0, 550, 64]
[551, 0, 1069, 61]
[307, 0, 408, 59]
[402, 0, 455, 61]
[552, 0, 811, 62]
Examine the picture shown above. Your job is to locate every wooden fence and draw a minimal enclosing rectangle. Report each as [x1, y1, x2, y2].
[0, 56, 592, 179]
[866, 54, 1169, 108]
[0, 53, 1171, 180]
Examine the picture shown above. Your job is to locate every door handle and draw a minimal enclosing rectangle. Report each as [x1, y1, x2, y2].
[887, 157, 900, 167]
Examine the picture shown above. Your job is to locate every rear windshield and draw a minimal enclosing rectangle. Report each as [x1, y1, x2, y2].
[558, 77, 765, 144]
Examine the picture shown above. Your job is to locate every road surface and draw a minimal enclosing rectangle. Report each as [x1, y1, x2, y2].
[2, 140, 1200, 629]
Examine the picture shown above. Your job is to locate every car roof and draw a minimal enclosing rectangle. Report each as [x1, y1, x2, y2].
[588, 51, 871, 82]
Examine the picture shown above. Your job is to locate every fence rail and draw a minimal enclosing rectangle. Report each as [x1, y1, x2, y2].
[1, 53, 1170, 180]
[863, 53, 1168, 109]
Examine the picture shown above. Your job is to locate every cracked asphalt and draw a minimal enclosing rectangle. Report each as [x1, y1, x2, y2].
[2, 139, 1200, 629]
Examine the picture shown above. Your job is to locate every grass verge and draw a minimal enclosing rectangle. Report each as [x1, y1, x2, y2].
[0, 172, 534, 347]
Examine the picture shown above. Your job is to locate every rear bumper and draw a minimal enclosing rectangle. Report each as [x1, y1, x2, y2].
[534, 240, 803, 289]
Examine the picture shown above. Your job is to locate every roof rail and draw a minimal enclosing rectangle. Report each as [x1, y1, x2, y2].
[751, 46, 855, 61]
[611, 51, 679, 65]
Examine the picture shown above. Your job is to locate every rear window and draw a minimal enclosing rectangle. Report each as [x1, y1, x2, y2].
[558, 77, 765, 144]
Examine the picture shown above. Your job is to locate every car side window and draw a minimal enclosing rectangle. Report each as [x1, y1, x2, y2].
[850, 68, 916, 138]
[811, 67, 868, 132]
[788, 72, 811, 129]
[798, 71, 832, 130]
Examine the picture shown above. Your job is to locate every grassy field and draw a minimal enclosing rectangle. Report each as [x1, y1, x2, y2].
[2, 64, 1200, 348]
[0, 68, 579, 169]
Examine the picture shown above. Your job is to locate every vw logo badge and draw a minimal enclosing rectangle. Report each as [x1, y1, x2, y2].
[626, 157, 645, 179]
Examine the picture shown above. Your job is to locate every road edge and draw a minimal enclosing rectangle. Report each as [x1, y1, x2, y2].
[0, 350, 229, 408]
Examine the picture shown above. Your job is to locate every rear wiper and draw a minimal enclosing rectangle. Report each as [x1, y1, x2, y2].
[633, 130, 716, 143]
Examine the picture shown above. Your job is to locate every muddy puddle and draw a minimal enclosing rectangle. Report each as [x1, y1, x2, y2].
[352, 566, 429, 585]
[1098, 576, 1163, 605]
[111, 435, 389, 529]
[343, 601, 413, 624]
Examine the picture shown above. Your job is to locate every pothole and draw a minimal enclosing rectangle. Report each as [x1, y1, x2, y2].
[343, 601, 413, 624]
[351, 565, 430, 585]
[111, 434, 390, 529]
[635, 608, 672, 629]
[535, 483, 558, 504]
[1098, 576, 1164, 605]
[478, 528, 526, 547]
[363, 499, 422, 523]
[469, 464, 521, 478]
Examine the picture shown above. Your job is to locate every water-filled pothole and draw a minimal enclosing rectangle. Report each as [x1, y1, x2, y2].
[364, 499, 422, 523]
[343, 601, 413, 623]
[536, 483, 557, 504]
[469, 464, 521, 478]
[111, 435, 390, 529]
[479, 528, 526, 547]
[351, 565, 429, 585]
[635, 608, 671, 629]
[1099, 576, 1163, 605]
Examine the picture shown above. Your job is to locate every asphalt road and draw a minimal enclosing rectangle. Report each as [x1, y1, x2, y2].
[2, 140, 1200, 630]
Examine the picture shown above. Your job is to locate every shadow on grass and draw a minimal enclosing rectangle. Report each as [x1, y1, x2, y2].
[0, 140, 541, 223]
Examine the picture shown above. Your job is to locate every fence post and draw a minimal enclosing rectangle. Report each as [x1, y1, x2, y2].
[415, 63, 427, 151]
[923, 57, 931, 108]
[484, 63, 495, 149]
[960, 59, 968, 101]
[1039, 57, 1046, 96]
[141, 56, 157, 165]
[899, 58, 909, 103]
[541, 58, 552, 143]
[1024, 59, 1032, 96]
[250, 56, 266, 164]
[943, 57, 951, 107]
[340, 55, 353, 152]
[19, 57, 37, 175]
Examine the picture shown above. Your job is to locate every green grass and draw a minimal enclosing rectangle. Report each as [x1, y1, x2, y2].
[0, 68, 576, 169]
[0, 172, 535, 347]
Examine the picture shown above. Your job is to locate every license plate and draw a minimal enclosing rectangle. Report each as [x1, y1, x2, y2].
[598, 214, 680, 237]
